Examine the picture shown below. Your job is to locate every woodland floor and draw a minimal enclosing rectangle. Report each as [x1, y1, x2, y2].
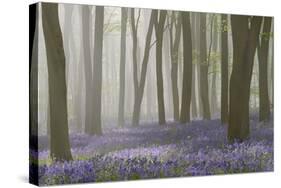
[32, 116, 273, 185]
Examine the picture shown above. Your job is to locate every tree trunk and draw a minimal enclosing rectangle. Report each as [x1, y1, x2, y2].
[82, 6, 94, 134]
[169, 12, 181, 121]
[258, 17, 272, 122]
[163, 27, 172, 119]
[132, 10, 157, 126]
[228, 16, 262, 142]
[270, 23, 274, 110]
[191, 13, 198, 119]
[180, 12, 193, 123]
[146, 58, 153, 121]
[42, 3, 72, 161]
[118, 8, 128, 127]
[196, 64, 202, 117]
[130, 9, 139, 102]
[194, 13, 202, 118]
[210, 16, 218, 116]
[221, 14, 229, 124]
[199, 13, 211, 120]
[191, 66, 197, 119]
[154, 10, 167, 125]
[91, 6, 104, 135]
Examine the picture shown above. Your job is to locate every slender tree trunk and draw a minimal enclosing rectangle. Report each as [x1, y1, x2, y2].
[221, 14, 229, 124]
[130, 8, 140, 125]
[194, 13, 203, 118]
[91, 6, 104, 135]
[142, 11, 152, 121]
[258, 17, 272, 122]
[118, 8, 128, 127]
[191, 66, 197, 119]
[130, 9, 139, 101]
[210, 16, 218, 116]
[180, 12, 193, 123]
[228, 16, 262, 142]
[169, 12, 181, 121]
[199, 13, 211, 120]
[132, 10, 157, 126]
[82, 6, 94, 134]
[191, 13, 198, 119]
[271, 23, 274, 110]
[163, 28, 172, 119]
[154, 10, 167, 125]
[146, 59, 153, 121]
[196, 64, 202, 117]
[42, 3, 72, 161]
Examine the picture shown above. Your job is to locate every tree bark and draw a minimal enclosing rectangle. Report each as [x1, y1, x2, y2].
[130, 9, 139, 100]
[194, 13, 202, 118]
[228, 16, 262, 142]
[91, 6, 104, 135]
[258, 17, 272, 122]
[169, 12, 181, 121]
[210, 16, 219, 116]
[82, 6, 94, 134]
[270, 23, 274, 109]
[191, 13, 198, 119]
[180, 12, 193, 123]
[220, 14, 229, 124]
[42, 3, 72, 161]
[154, 10, 167, 125]
[163, 26, 172, 119]
[118, 8, 128, 127]
[199, 13, 211, 120]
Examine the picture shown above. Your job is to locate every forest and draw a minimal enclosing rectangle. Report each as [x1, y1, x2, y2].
[29, 2, 273, 185]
